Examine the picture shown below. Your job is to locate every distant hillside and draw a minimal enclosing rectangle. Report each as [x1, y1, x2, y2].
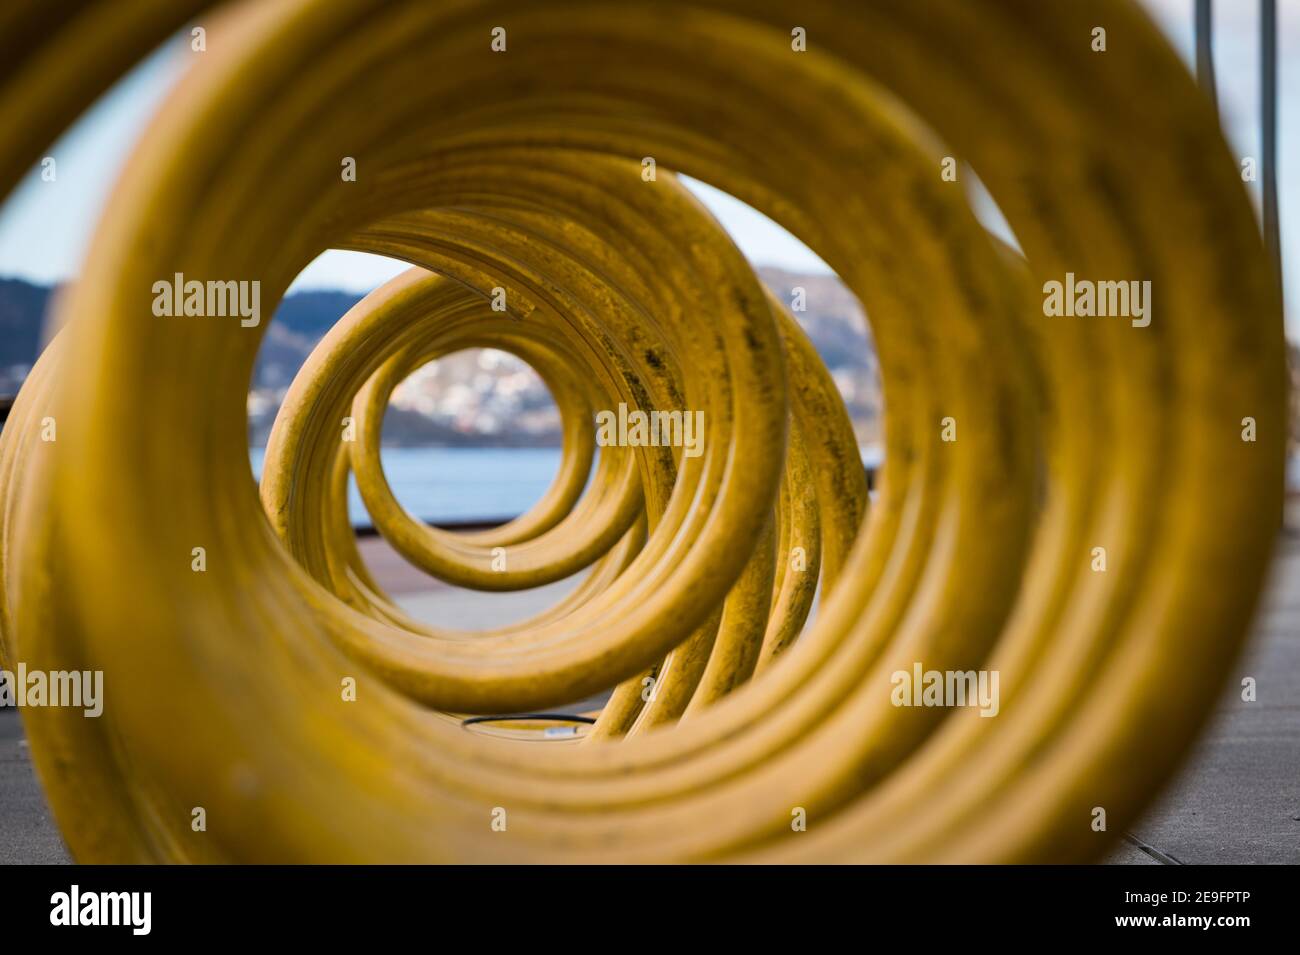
[0, 278, 52, 389]
[253, 290, 364, 391]
[757, 267, 881, 444]
[0, 271, 885, 446]
[11, 273, 1300, 452]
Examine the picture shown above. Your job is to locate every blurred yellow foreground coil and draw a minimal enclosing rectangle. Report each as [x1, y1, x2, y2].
[0, 0, 1285, 862]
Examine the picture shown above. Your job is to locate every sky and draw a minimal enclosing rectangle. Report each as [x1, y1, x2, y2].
[0, 0, 1295, 332]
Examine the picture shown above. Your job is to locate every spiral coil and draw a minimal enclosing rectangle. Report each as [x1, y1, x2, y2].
[0, 0, 1284, 862]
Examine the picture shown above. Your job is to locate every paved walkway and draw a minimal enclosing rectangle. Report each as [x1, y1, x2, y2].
[1103, 531, 1300, 864]
[4, 533, 1297, 864]
[0, 708, 68, 864]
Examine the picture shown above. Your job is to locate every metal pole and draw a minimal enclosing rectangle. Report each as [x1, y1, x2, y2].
[1261, 0, 1282, 303]
[1196, 0, 1219, 113]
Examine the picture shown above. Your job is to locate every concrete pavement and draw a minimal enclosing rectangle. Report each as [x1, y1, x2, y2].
[4, 532, 1298, 864]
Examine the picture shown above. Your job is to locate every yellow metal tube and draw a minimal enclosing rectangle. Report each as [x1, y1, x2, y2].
[0, 0, 1283, 863]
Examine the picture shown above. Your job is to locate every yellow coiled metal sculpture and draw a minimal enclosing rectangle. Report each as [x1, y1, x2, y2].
[0, 0, 1285, 862]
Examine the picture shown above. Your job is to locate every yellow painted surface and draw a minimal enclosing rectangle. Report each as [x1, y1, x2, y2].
[0, 0, 1284, 862]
